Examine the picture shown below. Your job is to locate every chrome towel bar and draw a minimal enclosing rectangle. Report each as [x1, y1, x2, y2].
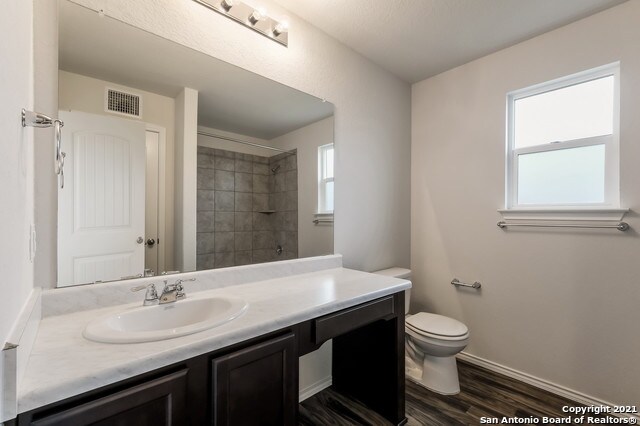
[497, 221, 629, 231]
[451, 278, 481, 289]
[22, 109, 65, 189]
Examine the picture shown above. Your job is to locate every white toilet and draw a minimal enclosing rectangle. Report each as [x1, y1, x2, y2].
[374, 268, 469, 395]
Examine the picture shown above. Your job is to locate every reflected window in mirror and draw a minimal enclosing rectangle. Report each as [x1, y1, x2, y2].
[318, 143, 334, 214]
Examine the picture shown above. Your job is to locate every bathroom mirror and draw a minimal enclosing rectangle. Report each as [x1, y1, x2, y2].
[55, 0, 334, 287]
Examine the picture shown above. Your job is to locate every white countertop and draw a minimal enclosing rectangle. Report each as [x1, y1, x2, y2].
[18, 267, 410, 414]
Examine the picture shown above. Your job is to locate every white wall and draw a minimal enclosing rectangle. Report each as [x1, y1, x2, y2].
[33, 0, 59, 290]
[0, 0, 34, 347]
[271, 117, 334, 258]
[0, 0, 35, 415]
[174, 88, 198, 272]
[70, 0, 411, 272]
[412, 1, 640, 406]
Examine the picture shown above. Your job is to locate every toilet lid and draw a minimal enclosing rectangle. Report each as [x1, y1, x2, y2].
[406, 313, 468, 337]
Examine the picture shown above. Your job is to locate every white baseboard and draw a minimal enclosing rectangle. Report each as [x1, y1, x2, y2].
[457, 352, 639, 420]
[299, 376, 332, 402]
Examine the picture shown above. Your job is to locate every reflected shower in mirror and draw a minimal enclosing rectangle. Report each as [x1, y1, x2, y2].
[55, 0, 334, 287]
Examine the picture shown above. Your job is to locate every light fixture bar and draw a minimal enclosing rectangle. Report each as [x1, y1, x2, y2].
[193, 0, 289, 47]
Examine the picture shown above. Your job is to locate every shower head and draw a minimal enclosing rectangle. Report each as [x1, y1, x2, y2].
[271, 165, 281, 173]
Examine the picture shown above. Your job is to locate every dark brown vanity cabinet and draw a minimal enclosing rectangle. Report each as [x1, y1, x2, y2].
[18, 333, 299, 426]
[17, 292, 406, 426]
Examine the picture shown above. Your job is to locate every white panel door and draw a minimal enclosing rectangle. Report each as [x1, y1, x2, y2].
[58, 111, 146, 286]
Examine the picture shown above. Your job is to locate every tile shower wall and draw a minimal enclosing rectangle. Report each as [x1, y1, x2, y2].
[196, 147, 298, 270]
[270, 151, 299, 261]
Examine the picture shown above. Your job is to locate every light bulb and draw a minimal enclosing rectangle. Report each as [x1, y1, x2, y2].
[248, 8, 266, 25]
[220, 0, 234, 12]
[272, 21, 289, 37]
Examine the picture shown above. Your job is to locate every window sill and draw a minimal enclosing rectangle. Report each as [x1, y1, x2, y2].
[498, 207, 629, 222]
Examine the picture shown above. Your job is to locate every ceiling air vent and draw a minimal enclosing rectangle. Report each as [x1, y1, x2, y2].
[105, 88, 142, 118]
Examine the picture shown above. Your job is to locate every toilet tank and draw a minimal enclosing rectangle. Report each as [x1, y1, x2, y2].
[372, 268, 412, 314]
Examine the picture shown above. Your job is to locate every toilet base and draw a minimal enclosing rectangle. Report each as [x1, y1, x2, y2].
[405, 354, 461, 395]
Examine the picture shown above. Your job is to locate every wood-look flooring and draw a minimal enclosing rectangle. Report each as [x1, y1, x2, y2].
[299, 360, 612, 425]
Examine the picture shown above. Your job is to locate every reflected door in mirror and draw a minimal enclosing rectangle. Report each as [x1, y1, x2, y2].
[58, 111, 146, 286]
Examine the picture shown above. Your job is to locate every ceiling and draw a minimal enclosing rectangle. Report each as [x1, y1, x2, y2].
[59, 1, 333, 140]
[273, 0, 628, 83]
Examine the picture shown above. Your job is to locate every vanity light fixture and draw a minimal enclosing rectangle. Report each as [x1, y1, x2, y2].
[193, 0, 288, 47]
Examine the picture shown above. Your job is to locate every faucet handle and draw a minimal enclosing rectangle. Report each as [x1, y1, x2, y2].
[131, 283, 159, 306]
[175, 278, 196, 285]
[131, 283, 155, 292]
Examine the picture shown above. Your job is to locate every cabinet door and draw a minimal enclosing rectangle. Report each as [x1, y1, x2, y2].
[211, 332, 297, 426]
[30, 369, 187, 426]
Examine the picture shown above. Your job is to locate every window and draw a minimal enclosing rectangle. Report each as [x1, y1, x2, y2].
[506, 63, 619, 209]
[318, 143, 334, 213]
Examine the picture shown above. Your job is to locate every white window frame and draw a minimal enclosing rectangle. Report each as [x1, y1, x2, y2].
[318, 143, 334, 214]
[505, 63, 621, 211]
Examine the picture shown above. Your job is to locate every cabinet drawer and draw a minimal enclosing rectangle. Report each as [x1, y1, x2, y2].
[314, 296, 395, 343]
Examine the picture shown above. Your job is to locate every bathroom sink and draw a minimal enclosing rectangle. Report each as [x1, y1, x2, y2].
[83, 296, 248, 343]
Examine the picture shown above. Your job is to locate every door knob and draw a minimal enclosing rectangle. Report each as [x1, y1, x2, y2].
[146, 238, 156, 247]
[136, 237, 144, 244]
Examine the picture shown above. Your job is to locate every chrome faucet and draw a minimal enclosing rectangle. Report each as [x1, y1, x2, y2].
[158, 278, 195, 304]
[131, 278, 196, 306]
[159, 278, 190, 305]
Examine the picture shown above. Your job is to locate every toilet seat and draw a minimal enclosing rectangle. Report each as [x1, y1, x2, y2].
[406, 313, 469, 341]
